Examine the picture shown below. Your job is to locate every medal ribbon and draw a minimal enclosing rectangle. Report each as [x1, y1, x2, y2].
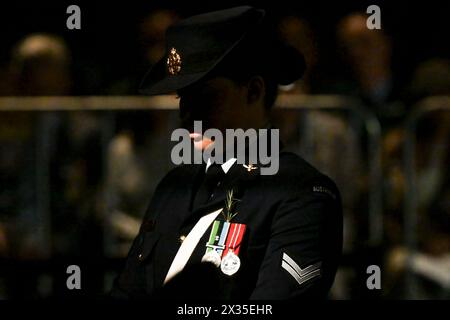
[222, 223, 246, 257]
[217, 221, 230, 256]
[205, 220, 229, 255]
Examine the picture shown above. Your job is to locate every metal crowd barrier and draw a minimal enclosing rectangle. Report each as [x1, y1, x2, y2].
[0, 95, 179, 259]
[0, 94, 383, 251]
[403, 95, 450, 299]
[276, 95, 383, 247]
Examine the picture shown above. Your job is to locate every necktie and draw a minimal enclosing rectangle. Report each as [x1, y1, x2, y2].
[193, 164, 225, 210]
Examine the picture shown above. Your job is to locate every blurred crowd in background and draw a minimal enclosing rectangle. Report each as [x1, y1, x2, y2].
[0, 2, 448, 299]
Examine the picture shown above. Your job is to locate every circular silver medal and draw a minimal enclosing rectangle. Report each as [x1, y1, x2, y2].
[201, 250, 222, 267]
[220, 251, 241, 276]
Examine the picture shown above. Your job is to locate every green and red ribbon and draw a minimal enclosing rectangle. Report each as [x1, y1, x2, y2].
[205, 220, 246, 257]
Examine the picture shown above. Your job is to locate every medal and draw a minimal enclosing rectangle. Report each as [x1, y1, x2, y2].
[201, 220, 229, 267]
[202, 221, 246, 275]
[220, 222, 246, 275]
[202, 190, 246, 275]
[220, 251, 241, 276]
[201, 250, 222, 267]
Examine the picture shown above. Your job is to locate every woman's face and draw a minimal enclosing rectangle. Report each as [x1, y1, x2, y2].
[178, 76, 248, 133]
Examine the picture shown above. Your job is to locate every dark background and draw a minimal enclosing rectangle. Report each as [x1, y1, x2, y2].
[1, 1, 448, 95]
[0, 0, 448, 300]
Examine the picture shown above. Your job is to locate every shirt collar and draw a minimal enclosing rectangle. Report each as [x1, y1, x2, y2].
[205, 157, 237, 174]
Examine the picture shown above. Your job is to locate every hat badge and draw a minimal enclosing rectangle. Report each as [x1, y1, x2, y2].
[167, 47, 182, 75]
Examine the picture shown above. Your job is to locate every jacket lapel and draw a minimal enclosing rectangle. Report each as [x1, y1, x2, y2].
[184, 162, 260, 224]
[180, 127, 281, 225]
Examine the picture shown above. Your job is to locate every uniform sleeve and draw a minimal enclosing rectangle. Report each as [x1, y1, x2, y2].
[110, 168, 180, 299]
[250, 178, 343, 300]
[110, 232, 145, 299]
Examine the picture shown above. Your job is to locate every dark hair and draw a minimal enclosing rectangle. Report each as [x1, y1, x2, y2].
[209, 60, 279, 109]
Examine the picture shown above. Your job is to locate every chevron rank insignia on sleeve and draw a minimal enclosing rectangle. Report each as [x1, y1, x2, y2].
[281, 252, 322, 286]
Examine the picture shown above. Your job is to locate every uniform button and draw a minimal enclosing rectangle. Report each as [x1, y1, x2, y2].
[138, 253, 144, 261]
[179, 235, 186, 243]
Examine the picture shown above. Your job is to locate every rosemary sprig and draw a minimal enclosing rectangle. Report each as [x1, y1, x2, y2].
[222, 189, 240, 222]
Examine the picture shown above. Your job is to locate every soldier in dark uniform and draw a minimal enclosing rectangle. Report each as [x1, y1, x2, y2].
[111, 6, 342, 300]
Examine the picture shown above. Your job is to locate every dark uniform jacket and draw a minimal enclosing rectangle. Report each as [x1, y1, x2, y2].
[111, 151, 342, 300]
